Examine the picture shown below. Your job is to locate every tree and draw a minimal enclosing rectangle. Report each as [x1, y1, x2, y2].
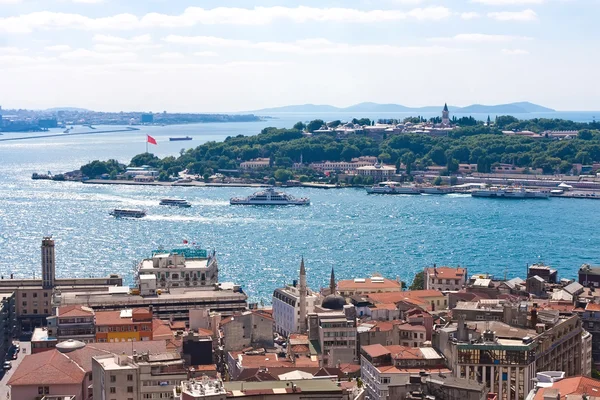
[401, 151, 416, 175]
[327, 120, 342, 128]
[433, 176, 443, 186]
[579, 129, 593, 140]
[446, 158, 459, 174]
[306, 119, 325, 133]
[409, 271, 424, 290]
[274, 169, 293, 182]
[352, 175, 364, 185]
[293, 121, 306, 131]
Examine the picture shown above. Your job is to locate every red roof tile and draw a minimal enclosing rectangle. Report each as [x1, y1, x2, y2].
[534, 376, 600, 400]
[424, 267, 466, 279]
[362, 344, 391, 358]
[586, 303, 600, 311]
[8, 350, 86, 386]
[58, 305, 94, 318]
[338, 278, 402, 291]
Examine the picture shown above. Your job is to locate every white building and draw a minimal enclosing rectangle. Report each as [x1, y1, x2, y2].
[272, 259, 320, 337]
[122, 165, 159, 178]
[583, 329, 593, 377]
[93, 351, 188, 400]
[137, 248, 218, 290]
[356, 164, 396, 182]
[240, 158, 270, 170]
[310, 157, 378, 173]
[174, 376, 227, 400]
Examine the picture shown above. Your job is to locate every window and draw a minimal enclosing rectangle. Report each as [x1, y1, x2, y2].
[33, 309, 38, 314]
[33, 293, 38, 298]
[38, 387, 50, 395]
[44, 309, 49, 314]
[110, 387, 116, 394]
[110, 375, 116, 383]
[127, 374, 133, 381]
[22, 301, 27, 307]
[44, 292, 48, 297]
[127, 386, 134, 393]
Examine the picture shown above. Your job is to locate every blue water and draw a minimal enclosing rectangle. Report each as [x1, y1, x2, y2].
[1, 112, 599, 304]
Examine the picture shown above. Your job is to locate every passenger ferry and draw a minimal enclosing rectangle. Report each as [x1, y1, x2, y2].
[159, 198, 192, 207]
[420, 185, 455, 195]
[471, 186, 550, 199]
[366, 182, 420, 195]
[230, 187, 310, 205]
[110, 209, 147, 218]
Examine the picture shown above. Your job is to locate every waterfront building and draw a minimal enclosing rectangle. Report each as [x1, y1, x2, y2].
[337, 275, 402, 297]
[240, 158, 270, 170]
[94, 307, 153, 343]
[220, 309, 274, 351]
[424, 265, 467, 292]
[579, 264, 600, 287]
[137, 248, 219, 290]
[527, 263, 558, 284]
[309, 157, 377, 173]
[435, 310, 584, 400]
[272, 259, 320, 337]
[121, 165, 159, 178]
[0, 237, 123, 331]
[0, 291, 16, 362]
[93, 351, 187, 400]
[46, 305, 96, 343]
[356, 164, 396, 182]
[360, 344, 446, 400]
[8, 340, 168, 400]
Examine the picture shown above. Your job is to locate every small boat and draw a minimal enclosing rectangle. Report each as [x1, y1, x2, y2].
[230, 187, 310, 205]
[159, 198, 192, 207]
[366, 181, 420, 195]
[169, 136, 192, 141]
[110, 209, 147, 218]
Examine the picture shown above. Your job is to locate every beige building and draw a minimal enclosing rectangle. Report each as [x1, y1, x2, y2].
[240, 158, 270, 170]
[356, 164, 396, 182]
[220, 309, 274, 351]
[424, 265, 467, 292]
[93, 351, 187, 400]
[308, 308, 358, 368]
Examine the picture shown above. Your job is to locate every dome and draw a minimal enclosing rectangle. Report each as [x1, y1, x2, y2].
[56, 339, 86, 353]
[321, 294, 346, 311]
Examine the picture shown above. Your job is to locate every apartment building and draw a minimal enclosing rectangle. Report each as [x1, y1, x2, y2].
[307, 307, 358, 368]
[337, 276, 402, 297]
[360, 344, 446, 400]
[220, 310, 274, 351]
[47, 305, 95, 343]
[95, 308, 153, 343]
[424, 265, 467, 292]
[92, 351, 188, 400]
[0, 291, 16, 362]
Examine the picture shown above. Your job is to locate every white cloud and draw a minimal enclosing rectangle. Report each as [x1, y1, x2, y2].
[461, 12, 481, 19]
[70, 0, 104, 3]
[502, 48, 529, 55]
[93, 34, 152, 44]
[0, 0, 21, 3]
[473, 0, 543, 4]
[0, 46, 25, 53]
[428, 33, 532, 42]
[44, 44, 71, 52]
[163, 35, 459, 56]
[58, 48, 137, 61]
[194, 51, 218, 57]
[488, 9, 538, 21]
[155, 52, 185, 60]
[0, 6, 452, 33]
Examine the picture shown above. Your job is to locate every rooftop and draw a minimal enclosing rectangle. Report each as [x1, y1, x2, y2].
[534, 376, 600, 400]
[425, 266, 466, 279]
[337, 277, 401, 291]
[95, 308, 152, 326]
[224, 379, 346, 396]
[57, 305, 95, 318]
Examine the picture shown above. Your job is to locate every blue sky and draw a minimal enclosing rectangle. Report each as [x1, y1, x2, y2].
[0, 0, 598, 112]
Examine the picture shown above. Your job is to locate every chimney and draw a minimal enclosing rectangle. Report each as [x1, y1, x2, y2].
[530, 308, 538, 328]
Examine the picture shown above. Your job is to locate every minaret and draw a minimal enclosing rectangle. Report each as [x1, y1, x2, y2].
[298, 257, 307, 333]
[442, 103, 450, 125]
[41, 236, 56, 289]
[329, 268, 336, 296]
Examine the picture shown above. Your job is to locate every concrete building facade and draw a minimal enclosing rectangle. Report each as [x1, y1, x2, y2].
[220, 310, 274, 352]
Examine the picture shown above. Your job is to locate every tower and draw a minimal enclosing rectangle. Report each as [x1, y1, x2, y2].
[442, 103, 450, 125]
[329, 268, 336, 295]
[298, 257, 307, 333]
[41, 236, 56, 289]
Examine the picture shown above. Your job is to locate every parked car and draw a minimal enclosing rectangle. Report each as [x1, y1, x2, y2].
[3, 361, 12, 370]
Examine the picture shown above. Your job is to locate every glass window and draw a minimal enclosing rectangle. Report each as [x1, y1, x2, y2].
[110, 375, 116, 383]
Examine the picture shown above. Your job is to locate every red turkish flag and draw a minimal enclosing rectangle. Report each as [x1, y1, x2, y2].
[147, 135, 157, 145]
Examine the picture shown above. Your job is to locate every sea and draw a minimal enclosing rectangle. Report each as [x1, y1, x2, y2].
[0, 110, 599, 304]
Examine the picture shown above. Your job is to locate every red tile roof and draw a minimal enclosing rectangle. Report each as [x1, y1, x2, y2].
[338, 278, 402, 291]
[152, 319, 174, 341]
[534, 376, 600, 400]
[424, 267, 465, 279]
[362, 344, 391, 358]
[372, 303, 398, 311]
[367, 290, 444, 308]
[586, 303, 600, 311]
[8, 350, 86, 386]
[58, 305, 94, 318]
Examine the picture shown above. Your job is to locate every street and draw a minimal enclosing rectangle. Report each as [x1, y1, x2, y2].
[0, 341, 30, 400]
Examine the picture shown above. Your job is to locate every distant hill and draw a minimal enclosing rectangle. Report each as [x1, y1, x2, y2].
[252, 102, 555, 114]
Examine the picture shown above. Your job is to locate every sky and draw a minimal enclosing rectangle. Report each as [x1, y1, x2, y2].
[0, 0, 599, 112]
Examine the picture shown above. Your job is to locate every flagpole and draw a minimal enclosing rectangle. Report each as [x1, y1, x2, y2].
[146, 135, 148, 154]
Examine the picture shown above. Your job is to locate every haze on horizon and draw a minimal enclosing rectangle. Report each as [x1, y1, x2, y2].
[0, 0, 598, 113]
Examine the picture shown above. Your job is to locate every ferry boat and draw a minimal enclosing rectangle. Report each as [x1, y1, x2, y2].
[420, 186, 455, 195]
[471, 186, 550, 199]
[110, 209, 147, 218]
[159, 198, 192, 207]
[169, 136, 192, 141]
[366, 182, 420, 195]
[230, 187, 310, 205]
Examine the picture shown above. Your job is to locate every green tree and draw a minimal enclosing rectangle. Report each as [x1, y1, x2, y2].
[446, 158, 459, 174]
[293, 121, 306, 131]
[578, 129, 593, 140]
[401, 151, 416, 175]
[274, 169, 293, 182]
[306, 119, 325, 133]
[433, 176, 443, 186]
[409, 271, 424, 290]
[352, 175, 364, 185]
[327, 120, 342, 128]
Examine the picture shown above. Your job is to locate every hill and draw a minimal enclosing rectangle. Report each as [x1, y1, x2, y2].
[252, 102, 554, 114]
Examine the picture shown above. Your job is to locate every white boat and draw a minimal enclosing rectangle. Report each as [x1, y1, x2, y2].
[366, 182, 420, 195]
[159, 198, 191, 207]
[230, 187, 310, 205]
[420, 186, 455, 195]
[110, 209, 147, 218]
[472, 187, 549, 199]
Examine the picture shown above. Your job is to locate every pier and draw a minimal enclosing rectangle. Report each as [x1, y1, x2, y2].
[0, 127, 140, 142]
